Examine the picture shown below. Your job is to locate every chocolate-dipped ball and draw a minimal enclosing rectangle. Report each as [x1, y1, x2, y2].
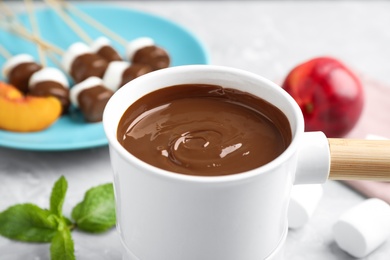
[90, 37, 122, 62]
[70, 76, 113, 122]
[120, 63, 153, 87]
[3, 54, 42, 93]
[126, 37, 170, 70]
[29, 67, 70, 114]
[102, 61, 152, 91]
[62, 42, 109, 83]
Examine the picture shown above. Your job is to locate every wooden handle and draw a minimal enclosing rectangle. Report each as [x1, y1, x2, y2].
[328, 138, 390, 181]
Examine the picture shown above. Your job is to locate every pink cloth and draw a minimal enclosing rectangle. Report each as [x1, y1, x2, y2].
[347, 75, 390, 139]
[342, 76, 390, 203]
[343, 180, 390, 204]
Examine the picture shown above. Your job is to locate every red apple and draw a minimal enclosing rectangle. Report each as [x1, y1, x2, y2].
[282, 57, 364, 137]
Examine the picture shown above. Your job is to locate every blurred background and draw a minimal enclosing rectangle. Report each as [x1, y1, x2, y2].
[1, 1, 390, 260]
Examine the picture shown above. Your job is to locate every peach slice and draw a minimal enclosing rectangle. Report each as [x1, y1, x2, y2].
[0, 82, 62, 132]
[0, 81, 23, 99]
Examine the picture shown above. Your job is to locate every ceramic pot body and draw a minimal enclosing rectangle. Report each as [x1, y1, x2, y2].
[103, 65, 329, 260]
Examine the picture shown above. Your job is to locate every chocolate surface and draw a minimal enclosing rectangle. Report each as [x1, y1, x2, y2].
[119, 64, 153, 88]
[132, 46, 170, 70]
[117, 84, 292, 176]
[70, 54, 109, 83]
[97, 46, 122, 62]
[77, 85, 113, 122]
[9, 62, 42, 94]
[29, 81, 70, 114]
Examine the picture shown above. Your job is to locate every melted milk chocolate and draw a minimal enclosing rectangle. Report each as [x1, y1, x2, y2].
[70, 53, 109, 83]
[119, 64, 153, 88]
[29, 81, 70, 114]
[117, 84, 292, 176]
[78, 85, 113, 122]
[96, 46, 122, 62]
[132, 46, 170, 70]
[9, 62, 42, 93]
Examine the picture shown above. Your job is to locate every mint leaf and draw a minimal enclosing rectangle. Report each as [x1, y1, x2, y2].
[71, 183, 116, 233]
[0, 203, 57, 242]
[50, 176, 68, 217]
[50, 221, 75, 260]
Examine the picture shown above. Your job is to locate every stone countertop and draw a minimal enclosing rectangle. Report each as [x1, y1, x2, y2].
[1, 1, 390, 259]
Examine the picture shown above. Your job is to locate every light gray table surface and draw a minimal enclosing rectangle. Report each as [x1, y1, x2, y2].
[1, 1, 390, 259]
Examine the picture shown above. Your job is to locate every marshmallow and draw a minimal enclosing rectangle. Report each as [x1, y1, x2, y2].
[91, 37, 122, 62]
[333, 198, 390, 258]
[90, 36, 112, 52]
[126, 37, 154, 61]
[70, 76, 103, 108]
[126, 37, 170, 70]
[288, 184, 323, 229]
[28, 67, 71, 114]
[2, 54, 35, 79]
[70, 76, 113, 122]
[102, 61, 131, 91]
[62, 42, 91, 75]
[29, 67, 69, 89]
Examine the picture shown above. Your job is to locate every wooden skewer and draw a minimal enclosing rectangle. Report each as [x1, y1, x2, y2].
[55, 0, 128, 47]
[0, 1, 64, 56]
[44, 0, 93, 44]
[0, 1, 14, 22]
[0, 20, 64, 56]
[46, 51, 62, 69]
[328, 139, 390, 181]
[0, 1, 66, 74]
[25, 0, 47, 66]
[0, 44, 12, 59]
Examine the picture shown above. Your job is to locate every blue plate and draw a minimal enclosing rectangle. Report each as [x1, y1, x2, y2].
[0, 4, 209, 151]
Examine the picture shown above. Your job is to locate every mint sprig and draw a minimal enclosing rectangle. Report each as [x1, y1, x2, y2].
[50, 219, 75, 260]
[0, 203, 57, 242]
[50, 175, 68, 217]
[0, 176, 116, 260]
[72, 183, 116, 233]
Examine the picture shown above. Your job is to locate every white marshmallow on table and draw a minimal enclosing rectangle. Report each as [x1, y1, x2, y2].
[102, 61, 131, 91]
[28, 67, 70, 89]
[2, 53, 35, 79]
[288, 184, 323, 229]
[70, 76, 103, 108]
[90, 36, 112, 52]
[126, 37, 154, 61]
[62, 42, 92, 75]
[333, 198, 390, 258]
